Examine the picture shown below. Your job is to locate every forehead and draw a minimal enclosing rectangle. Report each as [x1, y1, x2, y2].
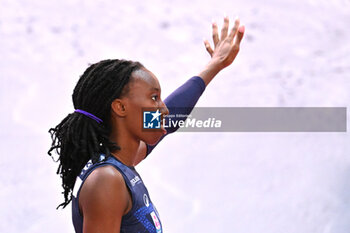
[129, 68, 161, 91]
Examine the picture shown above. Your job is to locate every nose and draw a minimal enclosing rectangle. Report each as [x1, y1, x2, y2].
[160, 101, 169, 116]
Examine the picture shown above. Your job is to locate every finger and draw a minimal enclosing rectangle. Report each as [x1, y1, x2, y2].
[204, 39, 214, 57]
[228, 17, 240, 42]
[220, 16, 229, 40]
[234, 25, 245, 47]
[212, 22, 219, 47]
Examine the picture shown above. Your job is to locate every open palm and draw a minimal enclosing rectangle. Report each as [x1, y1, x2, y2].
[204, 16, 245, 70]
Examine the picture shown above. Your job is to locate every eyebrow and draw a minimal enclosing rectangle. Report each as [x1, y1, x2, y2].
[150, 87, 160, 92]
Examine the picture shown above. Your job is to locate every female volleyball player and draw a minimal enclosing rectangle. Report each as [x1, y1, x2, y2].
[48, 16, 244, 233]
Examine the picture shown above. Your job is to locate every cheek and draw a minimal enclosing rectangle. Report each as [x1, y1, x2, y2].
[130, 109, 165, 144]
[126, 104, 143, 134]
[126, 96, 163, 142]
[135, 112, 164, 144]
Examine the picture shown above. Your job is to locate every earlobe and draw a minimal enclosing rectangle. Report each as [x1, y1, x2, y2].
[111, 99, 127, 117]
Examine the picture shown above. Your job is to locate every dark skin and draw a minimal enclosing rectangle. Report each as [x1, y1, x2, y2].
[79, 16, 245, 233]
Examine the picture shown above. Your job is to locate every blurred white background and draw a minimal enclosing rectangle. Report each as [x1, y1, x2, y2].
[0, 0, 349, 232]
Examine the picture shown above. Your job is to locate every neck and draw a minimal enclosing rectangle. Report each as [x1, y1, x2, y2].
[109, 125, 140, 167]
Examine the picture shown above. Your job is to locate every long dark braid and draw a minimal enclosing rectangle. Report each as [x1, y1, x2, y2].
[48, 59, 143, 209]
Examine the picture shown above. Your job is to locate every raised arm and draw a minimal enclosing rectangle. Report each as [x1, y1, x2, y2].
[135, 16, 245, 163]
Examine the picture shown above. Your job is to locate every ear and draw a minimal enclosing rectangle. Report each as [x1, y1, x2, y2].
[111, 99, 127, 117]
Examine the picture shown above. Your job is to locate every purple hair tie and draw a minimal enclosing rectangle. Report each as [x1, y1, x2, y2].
[74, 109, 103, 124]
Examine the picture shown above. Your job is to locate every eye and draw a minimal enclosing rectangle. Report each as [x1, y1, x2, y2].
[151, 95, 158, 101]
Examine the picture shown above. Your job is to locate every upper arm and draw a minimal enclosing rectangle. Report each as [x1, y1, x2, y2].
[79, 165, 130, 233]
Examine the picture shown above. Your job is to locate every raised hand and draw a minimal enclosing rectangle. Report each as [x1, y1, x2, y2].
[204, 16, 245, 70]
[198, 16, 245, 86]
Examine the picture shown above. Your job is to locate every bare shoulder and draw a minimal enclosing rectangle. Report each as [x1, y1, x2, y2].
[83, 165, 125, 188]
[79, 165, 129, 210]
[79, 165, 131, 232]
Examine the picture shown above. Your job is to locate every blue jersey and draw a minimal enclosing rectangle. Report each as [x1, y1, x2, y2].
[72, 154, 163, 233]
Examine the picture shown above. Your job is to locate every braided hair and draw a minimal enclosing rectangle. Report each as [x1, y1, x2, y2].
[48, 59, 143, 209]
